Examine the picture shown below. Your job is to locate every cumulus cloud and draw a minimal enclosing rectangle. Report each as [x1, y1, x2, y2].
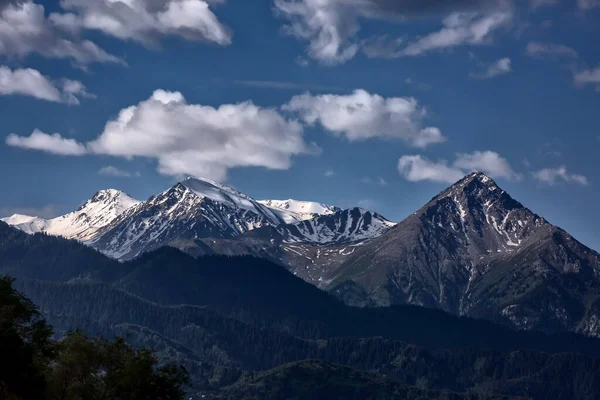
[6, 90, 315, 181]
[526, 42, 579, 60]
[52, 0, 232, 46]
[0, 0, 230, 66]
[0, 1, 123, 65]
[398, 151, 519, 183]
[0, 66, 60, 101]
[401, 11, 512, 57]
[574, 67, 600, 87]
[398, 155, 465, 183]
[98, 166, 139, 178]
[60, 79, 96, 105]
[0, 65, 94, 104]
[532, 166, 588, 186]
[87, 90, 314, 180]
[274, 0, 361, 65]
[324, 169, 335, 177]
[274, 0, 511, 64]
[6, 129, 87, 155]
[470, 57, 511, 79]
[283, 89, 446, 148]
[453, 151, 520, 180]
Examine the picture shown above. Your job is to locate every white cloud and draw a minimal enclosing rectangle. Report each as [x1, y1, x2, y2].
[398, 155, 465, 183]
[0, 65, 94, 104]
[6, 129, 87, 155]
[484, 57, 511, 78]
[398, 150, 519, 183]
[574, 67, 600, 86]
[0, 65, 60, 101]
[7, 90, 315, 181]
[0, 0, 230, 67]
[453, 151, 520, 180]
[532, 166, 588, 186]
[400, 11, 512, 57]
[283, 89, 446, 147]
[60, 79, 96, 105]
[88, 90, 314, 180]
[53, 0, 232, 46]
[274, 0, 512, 64]
[98, 166, 139, 178]
[0, 1, 123, 65]
[526, 42, 578, 59]
[324, 169, 335, 177]
[274, 0, 361, 65]
[470, 57, 511, 79]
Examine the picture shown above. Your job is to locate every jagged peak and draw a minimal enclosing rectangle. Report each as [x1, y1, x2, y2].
[77, 189, 140, 214]
[455, 171, 497, 188]
[181, 176, 254, 202]
[431, 172, 505, 203]
[89, 189, 133, 202]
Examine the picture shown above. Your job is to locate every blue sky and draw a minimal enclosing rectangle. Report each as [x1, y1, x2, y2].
[1, 0, 599, 249]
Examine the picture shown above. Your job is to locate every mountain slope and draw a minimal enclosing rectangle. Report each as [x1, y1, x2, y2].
[1, 177, 394, 262]
[328, 172, 600, 335]
[1, 189, 139, 241]
[6, 230, 600, 400]
[210, 360, 521, 400]
[89, 177, 288, 259]
[0, 221, 120, 282]
[89, 177, 395, 260]
[265, 207, 395, 245]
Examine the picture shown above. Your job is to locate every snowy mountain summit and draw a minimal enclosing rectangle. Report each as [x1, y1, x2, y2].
[2, 176, 395, 260]
[1, 189, 140, 241]
[258, 199, 341, 223]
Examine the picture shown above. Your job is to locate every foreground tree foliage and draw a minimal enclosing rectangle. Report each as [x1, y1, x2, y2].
[0, 276, 189, 400]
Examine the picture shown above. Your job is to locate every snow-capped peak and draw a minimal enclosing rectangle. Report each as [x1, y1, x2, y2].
[0, 214, 48, 235]
[182, 177, 253, 201]
[2, 189, 140, 241]
[81, 189, 139, 214]
[2, 214, 41, 225]
[434, 172, 502, 204]
[182, 177, 255, 206]
[258, 199, 341, 224]
[180, 177, 282, 224]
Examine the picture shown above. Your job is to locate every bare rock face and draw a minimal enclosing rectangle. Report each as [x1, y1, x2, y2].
[327, 172, 600, 336]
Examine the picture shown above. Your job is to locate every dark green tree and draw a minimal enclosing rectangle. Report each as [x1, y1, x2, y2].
[47, 332, 190, 400]
[0, 275, 54, 399]
[0, 275, 189, 400]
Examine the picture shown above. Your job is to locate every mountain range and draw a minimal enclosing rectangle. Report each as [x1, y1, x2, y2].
[3, 172, 600, 338]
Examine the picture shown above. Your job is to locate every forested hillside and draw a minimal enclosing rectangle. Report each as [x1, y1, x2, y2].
[3, 222, 600, 399]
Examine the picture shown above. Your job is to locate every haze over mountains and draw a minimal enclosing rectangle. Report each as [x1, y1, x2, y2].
[3, 173, 600, 338]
